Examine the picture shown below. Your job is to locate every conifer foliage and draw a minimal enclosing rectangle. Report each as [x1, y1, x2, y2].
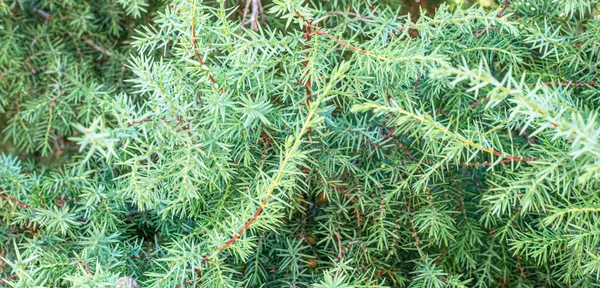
[1, 0, 600, 287]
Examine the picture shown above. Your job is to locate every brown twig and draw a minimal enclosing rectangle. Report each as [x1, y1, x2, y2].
[334, 231, 344, 261]
[393, 139, 418, 161]
[424, 189, 435, 209]
[469, 96, 491, 108]
[449, 170, 468, 221]
[240, 0, 251, 27]
[474, 28, 489, 37]
[356, 208, 362, 233]
[83, 37, 113, 57]
[127, 118, 153, 127]
[33, 8, 51, 23]
[217, 201, 266, 251]
[516, 254, 527, 280]
[0, 193, 29, 209]
[407, 200, 423, 255]
[302, 23, 313, 102]
[215, 104, 318, 251]
[435, 246, 447, 265]
[191, 1, 217, 87]
[314, 29, 369, 55]
[313, 11, 373, 25]
[240, 0, 262, 30]
[249, 0, 260, 31]
[76, 260, 93, 275]
[0, 247, 5, 271]
[69, 32, 84, 60]
[497, 1, 511, 18]
[475, 1, 510, 37]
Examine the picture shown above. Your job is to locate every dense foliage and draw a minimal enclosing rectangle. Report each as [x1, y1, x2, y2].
[0, 0, 160, 157]
[1, 0, 600, 287]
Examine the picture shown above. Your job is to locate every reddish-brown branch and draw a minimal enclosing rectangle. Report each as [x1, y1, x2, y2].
[516, 254, 527, 280]
[414, 74, 422, 91]
[302, 23, 313, 102]
[314, 11, 372, 24]
[356, 208, 362, 233]
[316, 11, 373, 29]
[396, 25, 417, 33]
[488, 150, 537, 163]
[469, 96, 491, 108]
[0, 193, 29, 209]
[330, 182, 357, 203]
[127, 118, 153, 127]
[191, 25, 217, 85]
[517, 126, 537, 144]
[76, 260, 93, 275]
[393, 138, 418, 161]
[474, 28, 489, 37]
[217, 199, 266, 251]
[407, 200, 422, 251]
[250, 0, 260, 31]
[475, 1, 510, 37]
[497, 1, 511, 18]
[314, 29, 369, 55]
[240, 0, 252, 27]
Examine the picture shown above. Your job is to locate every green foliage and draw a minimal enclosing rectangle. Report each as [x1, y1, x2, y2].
[1, 0, 600, 287]
[0, 0, 161, 157]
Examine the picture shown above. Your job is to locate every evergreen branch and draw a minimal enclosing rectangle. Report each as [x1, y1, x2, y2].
[4, 0, 600, 286]
[312, 11, 372, 25]
[313, 27, 443, 62]
[214, 108, 315, 251]
[354, 103, 538, 163]
[213, 64, 342, 254]
[470, 81, 598, 108]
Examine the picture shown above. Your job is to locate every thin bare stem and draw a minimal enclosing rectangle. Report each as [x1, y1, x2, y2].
[83, 37, 113, 57]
